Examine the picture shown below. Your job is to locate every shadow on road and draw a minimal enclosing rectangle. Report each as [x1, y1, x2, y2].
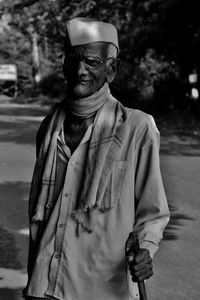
[160, 135, 200, 156]
[0, 182, 29, 300]
[0, 119, 40, 146]
[0, 227, 25, 300]
[0, 288, 23, 300]
[0, 227, 22, 270]
[0, 182, 29, 231]
[163, 202, 195, 240]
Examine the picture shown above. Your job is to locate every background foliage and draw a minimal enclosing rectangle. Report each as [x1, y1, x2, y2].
[0, 0, 200, 113]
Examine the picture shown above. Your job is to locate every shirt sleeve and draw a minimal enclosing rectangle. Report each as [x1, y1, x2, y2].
[36, 103, 60, 158]
[36, 114, 51, 158]
[133, 115, 170, 258]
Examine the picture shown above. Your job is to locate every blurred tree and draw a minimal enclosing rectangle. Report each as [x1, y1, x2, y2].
[0, 0, 199, 112]
[129, 0, 200, 111]
[0, 24, 33, 95]
[130, 49, 179, 110]
[0, 0, 135, 101]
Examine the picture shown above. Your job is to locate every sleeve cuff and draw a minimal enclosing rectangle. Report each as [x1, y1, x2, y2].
[139, 240, 159, 258]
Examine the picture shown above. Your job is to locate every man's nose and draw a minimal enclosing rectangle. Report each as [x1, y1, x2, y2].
[77, 60, 88, 76]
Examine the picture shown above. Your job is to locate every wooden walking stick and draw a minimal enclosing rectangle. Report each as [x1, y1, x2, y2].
[126, 232, 148, 300]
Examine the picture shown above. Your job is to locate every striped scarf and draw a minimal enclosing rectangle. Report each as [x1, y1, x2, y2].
[29, 87, 128, 237]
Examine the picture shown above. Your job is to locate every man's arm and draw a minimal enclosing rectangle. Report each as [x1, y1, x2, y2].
[36, 114, 51, 157]
[126, 116, 170, 282]
[134, 117, 169, 255]
[36, 102, 61, 157]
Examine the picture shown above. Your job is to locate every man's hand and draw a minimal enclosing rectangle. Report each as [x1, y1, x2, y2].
[126, 238, 153, 282]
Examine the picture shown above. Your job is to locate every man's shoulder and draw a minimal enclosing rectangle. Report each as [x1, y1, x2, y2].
[120, 105, 160, 150]
[36, 102, 61, 155]
[38, 102, 61, 133]
[122, 105, 157, 132]
[124, 106, 149, 121]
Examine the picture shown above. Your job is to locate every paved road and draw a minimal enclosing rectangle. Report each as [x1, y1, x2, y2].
[0, 104, 200, 300]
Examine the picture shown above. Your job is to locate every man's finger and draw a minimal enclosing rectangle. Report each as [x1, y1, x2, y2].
[129, 261, 152, 275]
[125, 239, 133, 252]
[126, 251, 134, 262]
[131, 266, 153, 282]
[136, 269, 153, 282]
[134, 250, 151, 264]
[133, 257, 152, 271]
[134, 263, 152, 275]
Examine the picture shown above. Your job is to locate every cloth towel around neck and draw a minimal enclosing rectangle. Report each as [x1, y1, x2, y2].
[66, 82, 110, 119]
[29, 92, 128, 236]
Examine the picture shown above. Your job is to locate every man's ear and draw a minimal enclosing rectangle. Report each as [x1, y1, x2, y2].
[106, 58, 120, 83]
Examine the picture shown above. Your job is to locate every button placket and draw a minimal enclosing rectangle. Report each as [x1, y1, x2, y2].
[54, 192, 72, 266]
[54, 149, 82, 262]
[54, 189, 71, 265]
[48, 139, 89, 295]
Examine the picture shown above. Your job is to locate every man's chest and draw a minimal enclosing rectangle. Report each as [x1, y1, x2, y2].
[63, 115, 94, 152]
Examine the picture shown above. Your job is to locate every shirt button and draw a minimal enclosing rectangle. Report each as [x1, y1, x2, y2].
[65, 192, 69, 197]
[59, 223, 64, 228]
[55, 254, 60, 259]
[71, 161, 75, 166]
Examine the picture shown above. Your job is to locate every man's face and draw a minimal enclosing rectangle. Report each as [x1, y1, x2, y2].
[63, 42, 112, 98]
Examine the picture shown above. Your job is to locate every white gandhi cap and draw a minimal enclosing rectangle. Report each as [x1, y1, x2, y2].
[65, 18, 119, 53]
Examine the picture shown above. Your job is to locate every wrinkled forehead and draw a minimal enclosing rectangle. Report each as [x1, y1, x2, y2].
[66, 42, 110, 58]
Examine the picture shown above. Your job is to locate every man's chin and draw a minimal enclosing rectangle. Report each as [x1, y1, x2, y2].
[69, 85, 94, 99]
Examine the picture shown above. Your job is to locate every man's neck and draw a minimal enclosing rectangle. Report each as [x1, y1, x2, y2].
[63, 112, 95, 153]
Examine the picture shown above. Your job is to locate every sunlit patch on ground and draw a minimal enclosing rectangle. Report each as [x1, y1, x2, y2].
[0, 268, 27, 289]
[0, 143, 35, 182]
[17, 228, 29, 236]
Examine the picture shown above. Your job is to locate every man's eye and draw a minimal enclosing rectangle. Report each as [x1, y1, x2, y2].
[85, 57, 101, 67]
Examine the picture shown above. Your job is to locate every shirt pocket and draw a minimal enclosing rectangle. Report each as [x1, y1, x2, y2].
[101, 160, 127, 209]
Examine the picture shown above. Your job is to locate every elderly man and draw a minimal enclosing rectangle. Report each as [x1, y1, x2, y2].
[23, 18, 169, 300]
